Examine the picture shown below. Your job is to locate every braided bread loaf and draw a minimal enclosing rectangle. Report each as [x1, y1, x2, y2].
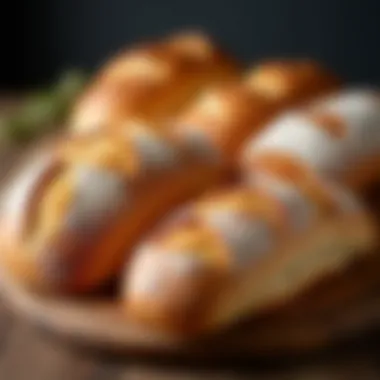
[122, 88, 380, 334]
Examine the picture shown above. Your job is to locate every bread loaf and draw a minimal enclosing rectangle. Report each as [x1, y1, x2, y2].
[122, 88, 380, 334]
[70, 31, 239, 134]
[0, 126, 228, 293]
[241, 88, 380, 192]
[2, 27, 363, 341]
[171, 59, 340, 159]
[123, 175, 375, 333]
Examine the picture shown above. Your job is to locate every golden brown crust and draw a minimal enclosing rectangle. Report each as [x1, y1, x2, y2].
[70, 32, 240, 135]
[245, 59, 340, 107]
[0, 128, 230, 293]
[306, 111, 347, 138]
[241, 88, 380, 195]
[171, 84, 273, 157]
[170, 60, 341, 160]
[123, 178, 375, 334]
[242, 152, 341, 214]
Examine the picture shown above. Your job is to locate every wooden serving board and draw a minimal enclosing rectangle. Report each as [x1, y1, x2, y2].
[1, 136, 380, 360]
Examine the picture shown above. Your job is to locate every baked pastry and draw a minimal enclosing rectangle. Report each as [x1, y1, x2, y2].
[172, 59, 340, 159]
[0, 58, 341, 295]
[70, 31, 240, 134]
[245, 59, 341, 108]
[241, 88, 380, 192]
[0, 125, 229, 293]
[122, 88, 380, 335]
[123, 174, 375, 334]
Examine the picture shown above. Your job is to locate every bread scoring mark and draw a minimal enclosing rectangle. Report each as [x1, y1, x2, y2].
[175, 126, 221, 162]
[201, 208, 274, 268]
[128, 125, 182, 173]
[250, 113, 345, 178]
[1, 150, 61, 239]
[64, 165, 129, 231]
[32, 165, 129, 289]
[197, 188, 290, 237]
[127, 246, 166, 297]
[307, 111, 347, 138]
[308, 88, 380, 160]
[254, 173, 316, 232]
[150, 205, 198, 243]
[127, 246, 207, 299]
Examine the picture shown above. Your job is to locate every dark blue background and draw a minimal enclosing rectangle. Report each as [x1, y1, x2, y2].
[4, 0, 380, 89]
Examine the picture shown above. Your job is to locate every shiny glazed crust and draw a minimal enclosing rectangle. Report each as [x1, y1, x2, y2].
[70, 31, 240, 135]
[245, 59, 340, 107]
[170, 59, 340, 159]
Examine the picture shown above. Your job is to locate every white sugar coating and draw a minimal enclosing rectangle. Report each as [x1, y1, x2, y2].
[202, 208, 274, 268]
[254, 173, 316, 232]
[251, 113, 346, 177]
[129, 128, 181, 171]
[65, 165, 128, 230]
[312, 88, 380, 158]
[1, 151, 54, 226]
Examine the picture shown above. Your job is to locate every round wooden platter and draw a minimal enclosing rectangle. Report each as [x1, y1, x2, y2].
[1, 252, 380, 361]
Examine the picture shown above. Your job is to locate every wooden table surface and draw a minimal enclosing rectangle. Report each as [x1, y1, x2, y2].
[1, 98, 380, 380]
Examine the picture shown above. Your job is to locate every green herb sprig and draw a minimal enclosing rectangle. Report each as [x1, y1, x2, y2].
[0, 69, 88, 145]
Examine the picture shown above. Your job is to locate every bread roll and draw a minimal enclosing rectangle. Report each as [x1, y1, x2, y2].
[70, 31, 239, 134]
[122, 88, 380, 335]
[123, 173, 375, 334]
[0, 125, 229, 293]
[241, 88, 380, 192]
[171, 59, 340, 159]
